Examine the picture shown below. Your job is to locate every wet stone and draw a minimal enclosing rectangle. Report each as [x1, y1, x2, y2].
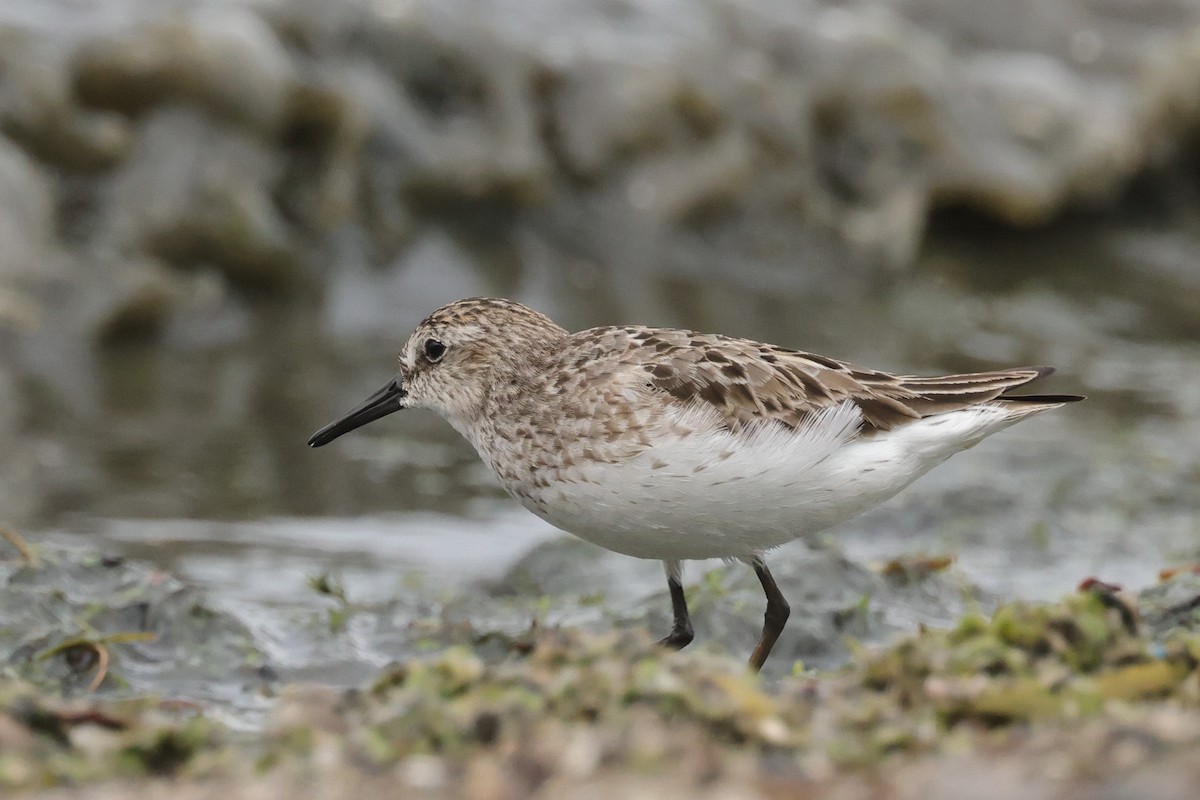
[0, 544, 269, 705]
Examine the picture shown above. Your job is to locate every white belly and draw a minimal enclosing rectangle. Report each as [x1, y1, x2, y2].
[512, 401, 1026, 560]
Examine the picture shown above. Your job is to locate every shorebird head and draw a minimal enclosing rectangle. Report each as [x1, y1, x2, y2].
[308, 298, 567, 447]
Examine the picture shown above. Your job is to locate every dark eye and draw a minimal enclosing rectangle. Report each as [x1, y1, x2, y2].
[423, 338, 447, 362]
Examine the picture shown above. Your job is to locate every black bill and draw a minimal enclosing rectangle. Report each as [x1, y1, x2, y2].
[308, 376, 407, 447]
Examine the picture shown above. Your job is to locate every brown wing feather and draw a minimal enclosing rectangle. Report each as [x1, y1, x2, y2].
[607, 327, 1066, 434]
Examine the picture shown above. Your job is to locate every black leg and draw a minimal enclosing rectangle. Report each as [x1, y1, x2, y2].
[747, 558, 790, 672]
[658, 560, 694, 650]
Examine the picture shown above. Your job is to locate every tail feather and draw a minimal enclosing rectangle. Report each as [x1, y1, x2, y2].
[998, 393, 1086, 405]
[901, 365, 1054, 385]
[888, 367, 1082, 421]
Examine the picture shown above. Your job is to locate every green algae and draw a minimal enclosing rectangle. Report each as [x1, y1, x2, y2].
[277, 580, 1200, 775]
[856, 589, 1196, 731]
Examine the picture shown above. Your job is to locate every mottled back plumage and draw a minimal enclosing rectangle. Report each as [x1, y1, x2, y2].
[569, 325, 1067, 434]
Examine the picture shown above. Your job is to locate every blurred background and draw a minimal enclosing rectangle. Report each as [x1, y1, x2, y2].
[2, 0, 1200, 708]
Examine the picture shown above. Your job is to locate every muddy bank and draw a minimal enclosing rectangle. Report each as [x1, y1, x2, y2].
[5, 567, 1200, 798]
[0, 533, 986, 707]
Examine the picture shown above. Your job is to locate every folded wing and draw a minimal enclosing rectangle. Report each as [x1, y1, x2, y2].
[618, 327, 1081, 435]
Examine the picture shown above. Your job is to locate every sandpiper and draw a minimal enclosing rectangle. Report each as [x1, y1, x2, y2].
[309, 298, 1082, 671]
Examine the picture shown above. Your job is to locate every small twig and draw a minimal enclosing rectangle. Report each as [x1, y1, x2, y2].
[37, 631, 156, 692]
[86, 643, 110, 692]
[37, 631, 157, 662]
[0, 524, 37, 566]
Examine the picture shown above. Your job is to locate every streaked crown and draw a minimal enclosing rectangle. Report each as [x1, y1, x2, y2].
[398, 298, 568, 426]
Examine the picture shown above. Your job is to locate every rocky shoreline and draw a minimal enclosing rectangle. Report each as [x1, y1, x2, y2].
[5, 0, 1200, 345]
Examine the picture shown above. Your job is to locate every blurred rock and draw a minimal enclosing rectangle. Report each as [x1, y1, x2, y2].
[934, 51, 1138, 222]
[277, 76, 370, 236]
[73, 5, 296, 135]
[619, 130, 755, 225]
[87, 257, 181, 344]
[0, 364, 35, 525]
[0, 25, 132, 170]
[103, 108, 300, 289]
[3, 0, 1200, 326]
[0, 135, 57, 284]
[386, 35, 549, 208]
